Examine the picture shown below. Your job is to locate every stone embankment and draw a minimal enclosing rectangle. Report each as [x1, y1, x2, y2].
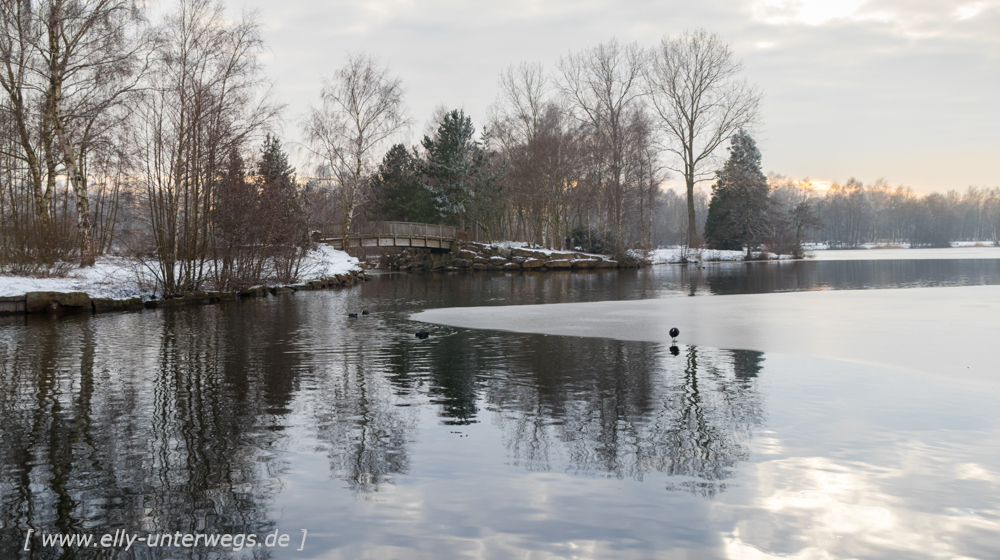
[386, 242, 638, 272]
[0, 269, 370, 317]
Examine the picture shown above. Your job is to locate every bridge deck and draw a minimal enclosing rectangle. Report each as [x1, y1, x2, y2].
[317, 221, 459, 251]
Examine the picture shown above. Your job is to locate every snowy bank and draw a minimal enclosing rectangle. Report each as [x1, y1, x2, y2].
[650, 247, 793, 264]
[0, 246, 362, 300]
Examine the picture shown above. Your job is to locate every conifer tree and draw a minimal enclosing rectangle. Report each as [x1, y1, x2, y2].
[704, 130, 770, 258]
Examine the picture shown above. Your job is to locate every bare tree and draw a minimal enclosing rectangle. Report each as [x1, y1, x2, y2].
[490, 62, 580, 248]
[304, 53, 410, 251]
[44, 0, 149, 266]
[645, 29, 761, 247]
[557, 39, 645, 254]
[133, 0, 277, 294]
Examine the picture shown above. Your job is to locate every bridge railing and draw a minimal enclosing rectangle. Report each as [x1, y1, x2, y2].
[320, 222, 457, 240]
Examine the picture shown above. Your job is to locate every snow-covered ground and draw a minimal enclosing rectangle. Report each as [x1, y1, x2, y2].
[0, 245, 361, 300]
[804, 241, 997, 250]
[649, 247, 792, 264]
[479, 240, 609, 259]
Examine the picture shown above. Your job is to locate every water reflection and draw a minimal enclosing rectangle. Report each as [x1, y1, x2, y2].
[1, 260, 998, 558]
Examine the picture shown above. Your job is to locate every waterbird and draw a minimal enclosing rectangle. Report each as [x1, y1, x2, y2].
[348, 313, 358, 318]
[415, 331, 430, 339]
[669, 327, 680, 342]
[362, 310, 369, 315]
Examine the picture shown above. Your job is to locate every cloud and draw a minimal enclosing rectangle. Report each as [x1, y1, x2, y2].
[226, 0, 1000, 192]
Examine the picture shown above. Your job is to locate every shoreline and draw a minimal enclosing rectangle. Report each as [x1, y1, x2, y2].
[0, 268, 372, 317]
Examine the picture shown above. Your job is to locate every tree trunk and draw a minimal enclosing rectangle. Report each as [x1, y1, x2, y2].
[686, 174, 698, 247]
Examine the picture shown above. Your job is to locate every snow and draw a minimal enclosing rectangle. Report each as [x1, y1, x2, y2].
[0, 246, 361, 300]
[649, 247, 792, 264]
[479, 241, 608, 259]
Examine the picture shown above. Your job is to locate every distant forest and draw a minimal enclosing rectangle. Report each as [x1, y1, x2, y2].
[2, 0, 997, 290]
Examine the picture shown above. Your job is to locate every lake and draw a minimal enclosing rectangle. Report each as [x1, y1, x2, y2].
[1, 251, 999, 559]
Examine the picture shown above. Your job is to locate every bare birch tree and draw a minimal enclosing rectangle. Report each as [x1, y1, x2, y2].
[304, 53, 410, 250]
[645, 29, 761, 247]
[133, 0, 276, 293]
[557, 39, 645, 254]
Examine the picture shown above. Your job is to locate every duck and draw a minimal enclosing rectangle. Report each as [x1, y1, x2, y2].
[669, 327, 679, 342]
[415, 331, 430, 339]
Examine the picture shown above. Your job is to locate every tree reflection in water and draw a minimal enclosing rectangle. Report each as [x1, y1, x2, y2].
[0, 308, 292, 559]
[470, 334, 765, 497]
[0, 290, 767, 559]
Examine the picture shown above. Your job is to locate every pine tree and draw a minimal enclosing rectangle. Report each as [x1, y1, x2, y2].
[371, 144, 439, 223]
[704, 130, 770, 258]
[421, 109, 495, 230]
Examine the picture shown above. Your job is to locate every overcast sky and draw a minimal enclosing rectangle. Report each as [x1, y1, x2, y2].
[224, 0, 999, 194]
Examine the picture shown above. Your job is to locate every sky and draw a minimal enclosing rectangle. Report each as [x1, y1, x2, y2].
[221, 0, 1000, 194]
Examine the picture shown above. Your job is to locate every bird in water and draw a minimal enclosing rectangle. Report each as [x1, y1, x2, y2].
[669, 327, 680, 342]
[348, 313, 358, 318]
[362, 310, 369, 315]
[415, 331, 430, 339]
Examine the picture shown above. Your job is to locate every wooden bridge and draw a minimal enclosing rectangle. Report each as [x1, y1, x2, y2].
[316, 221, 461, 251]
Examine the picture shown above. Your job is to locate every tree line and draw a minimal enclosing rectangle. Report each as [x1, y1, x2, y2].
[1, 1, 996, 291]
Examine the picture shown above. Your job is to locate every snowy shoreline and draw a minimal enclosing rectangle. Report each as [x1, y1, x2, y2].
[0, 245, 363, 300]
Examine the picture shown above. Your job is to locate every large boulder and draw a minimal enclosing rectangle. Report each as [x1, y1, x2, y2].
[547, 252, 574, 261]
[489, 256, 508, 266]
[472, 263, 487, 270]
[452, 258, 471, 268]
[457, 249, 478, 261]
[522, 258, 543, 268]
[511, 248, 547, 259]
[26, 292, 91, 314]
[503, 262, 522, 270]
[571, 258, 600, 269]
[544, 259, 572, 268]
[596, 259, 618, 268]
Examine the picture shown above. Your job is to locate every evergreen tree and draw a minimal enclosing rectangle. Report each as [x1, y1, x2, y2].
[257, 134, 297, 187]
[421, 109, 500, 232]
[254, 135, 306, 280]
[704, 130, 770, 257]
[371, 144, 439, 223]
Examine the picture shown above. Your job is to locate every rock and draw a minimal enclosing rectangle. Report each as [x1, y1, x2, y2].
[596, 259, 618, 268]
[486, 264, 503, 270]
[511, 256, 525, 264]
[472, 263, 487, 270]
[270, 286, 295, 294]
[239, 286, 268, 298]
[512, 248, 546, 259]
[92, 297, 143, 313]
[473, 255, 488, 264]
[26, 292, 91, 314]
[309, 280, 326, 289]
[489, 256, 508, 266]
[0, 296, 25, 316]
[544, 259, 572, 268]
[458, 249, 478, 260]
[289, 283, 312, 290]
[522, 258, 543, 268]
[547, 252, 574, 261]
[571, 258, 600, 269]
[503, 262, 522, 270]
[452, 258, 471, 268]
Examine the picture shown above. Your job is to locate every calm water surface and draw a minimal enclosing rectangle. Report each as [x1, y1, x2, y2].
[1, 259, 999, 559]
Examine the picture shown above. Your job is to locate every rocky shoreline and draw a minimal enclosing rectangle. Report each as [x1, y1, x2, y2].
[0, 268, 371, 317]
[382, 241, 639, 272]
